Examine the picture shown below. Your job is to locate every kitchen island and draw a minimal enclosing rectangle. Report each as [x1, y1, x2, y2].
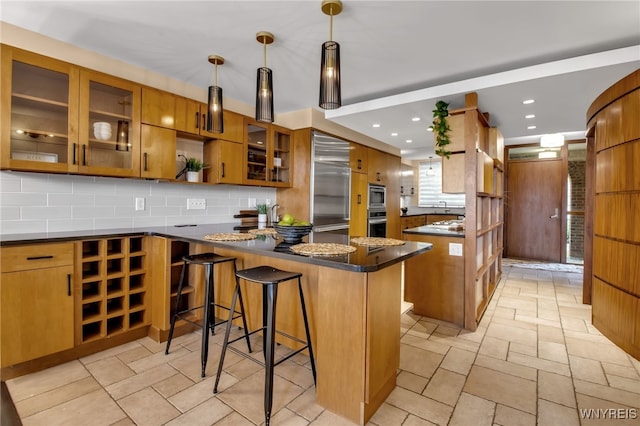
[1, 224, 431, 425]
[403, 224, 466, 327]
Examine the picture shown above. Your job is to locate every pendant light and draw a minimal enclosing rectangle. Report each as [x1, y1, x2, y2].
[427, 156, 436, 176]
[255, 31, 274, 123]
[207, 55, 224, 133]
[319, 0, 342, 110]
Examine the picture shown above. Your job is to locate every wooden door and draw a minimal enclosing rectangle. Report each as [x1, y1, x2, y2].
[506, 159, 563, 261]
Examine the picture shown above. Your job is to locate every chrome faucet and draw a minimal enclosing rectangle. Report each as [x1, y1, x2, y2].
[438, 200, 447, 208]
[270, 204, 280, 225]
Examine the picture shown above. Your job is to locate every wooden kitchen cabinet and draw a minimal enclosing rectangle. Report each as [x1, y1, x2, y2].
[350, 142, 368, 173]
[141, 124, 176, 179]
[203, 139, 243, 184]
[76, 236, 149, 344]
[367, 147, 388, 184]
[1, 243, 75, 367]
[1, 45, 80, 173]
[244, 118, 292, 187]
[78, 70, 141, 178]
[400, 215, 426, 230]
[350, 171, 368, 236]
[173, 97, 244, 142]
[141, 87, 176, 129]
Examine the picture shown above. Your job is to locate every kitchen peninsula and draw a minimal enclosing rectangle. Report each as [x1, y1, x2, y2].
[0, 225, 431, 425]
[403, 223, 465, 327]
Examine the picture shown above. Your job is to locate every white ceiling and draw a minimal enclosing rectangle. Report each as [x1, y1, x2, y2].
[2, 0, 639, 160]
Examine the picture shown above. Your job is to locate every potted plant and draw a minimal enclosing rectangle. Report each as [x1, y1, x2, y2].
[183, 157, 207, 182]
[432, 100, 452, 159]
[255, 203, 269, 225]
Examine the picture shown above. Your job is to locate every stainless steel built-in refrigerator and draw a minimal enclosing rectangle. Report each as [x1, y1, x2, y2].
[309, 131, 351, 244]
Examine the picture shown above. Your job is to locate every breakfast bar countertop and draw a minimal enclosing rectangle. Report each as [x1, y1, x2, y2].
[0, 223, 432, 273]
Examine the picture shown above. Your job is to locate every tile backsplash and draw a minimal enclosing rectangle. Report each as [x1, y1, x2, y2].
[0, 171, 276, 235]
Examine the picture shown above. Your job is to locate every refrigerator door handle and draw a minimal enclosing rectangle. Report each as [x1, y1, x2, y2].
[313, 224, 350, 232]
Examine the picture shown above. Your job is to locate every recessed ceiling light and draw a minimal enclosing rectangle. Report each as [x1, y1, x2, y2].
[411, 117, 421, 122]
[525, 114, 535, 119]
[427, 126, 433, 132]
[391, 132, 398, 136]
[527, 125, 537, 130]
[372, 123, 380, 128]
[523, 99, 535, 105]
[406, 139, 412, 143]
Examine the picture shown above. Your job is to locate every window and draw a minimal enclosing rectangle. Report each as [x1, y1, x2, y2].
[418, 159, 465, 207]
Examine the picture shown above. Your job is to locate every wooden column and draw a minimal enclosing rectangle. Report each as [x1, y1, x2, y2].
[586, 69, 640, 360]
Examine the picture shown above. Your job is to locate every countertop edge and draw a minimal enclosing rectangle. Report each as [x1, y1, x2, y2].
[1, 227, 432, 273]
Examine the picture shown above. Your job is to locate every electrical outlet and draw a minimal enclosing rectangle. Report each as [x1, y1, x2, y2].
[248, 198, 256, 208]
[135, 197, 145, 211]
[187, 198, 206, 210]
[449, 243, 463, 256]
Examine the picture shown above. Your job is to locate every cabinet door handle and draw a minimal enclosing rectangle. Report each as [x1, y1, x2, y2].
[82, 144, 87, 166]
[221, 162, 225, 178]
[143, 152, 148, 172]
[357, 159, 362, 170]
[201, 113, 206, 130]
[376, 172, 381, 181]
[400, 185, 404, 194]
[357, 194, 362, 204]
[72, 143, 77, 165]
[67, 274, 72, 296]
[195, 112, 200, 129]
[26, 255, 54, 260]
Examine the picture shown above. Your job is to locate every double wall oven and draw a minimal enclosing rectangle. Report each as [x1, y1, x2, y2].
[367, 184, 387, 238]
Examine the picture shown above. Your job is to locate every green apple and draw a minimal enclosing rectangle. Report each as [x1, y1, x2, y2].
[277, 220, 291, 226]
[281, 213, 295, 225]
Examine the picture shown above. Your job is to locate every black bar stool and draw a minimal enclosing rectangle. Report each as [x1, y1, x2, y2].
[165, 253, 251, 378]
[213, 265, 316, 426]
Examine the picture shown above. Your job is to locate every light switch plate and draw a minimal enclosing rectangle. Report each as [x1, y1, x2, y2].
[449, 243, 463, 256]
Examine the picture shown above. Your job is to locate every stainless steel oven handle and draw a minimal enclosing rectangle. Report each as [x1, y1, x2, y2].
[368, 218, 387, 224]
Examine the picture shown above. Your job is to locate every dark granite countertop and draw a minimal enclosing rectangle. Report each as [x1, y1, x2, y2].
[0, 224, 432, 273]
[403, 225, 466, 238]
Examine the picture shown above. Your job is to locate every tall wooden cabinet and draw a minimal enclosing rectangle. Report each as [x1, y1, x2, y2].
[1, 243, 75, 367]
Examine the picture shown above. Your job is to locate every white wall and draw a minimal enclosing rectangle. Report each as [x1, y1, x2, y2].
[0, 171, 276, 235]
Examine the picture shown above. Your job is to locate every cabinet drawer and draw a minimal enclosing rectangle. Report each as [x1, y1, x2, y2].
[1, 243, 74, 273]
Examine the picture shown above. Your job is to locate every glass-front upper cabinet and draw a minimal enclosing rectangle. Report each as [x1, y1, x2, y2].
[243, 118, 292, 187]
[79, 71, 141, 177]
[244, 120, 269, 185]
[271, 124, 291, 187]
[1, 46, 79, 172]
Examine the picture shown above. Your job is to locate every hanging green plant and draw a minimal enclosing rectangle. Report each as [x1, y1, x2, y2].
[432, 100, 452, 159]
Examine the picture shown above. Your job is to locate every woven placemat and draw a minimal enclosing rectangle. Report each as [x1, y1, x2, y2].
[248, 228, 278, 235]
[203, 233, 256, 242]
[350, 237, 405, 247]
[290, 243, 356, 257]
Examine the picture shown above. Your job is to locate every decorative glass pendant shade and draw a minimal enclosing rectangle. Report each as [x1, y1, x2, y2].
[255, 31, 275, 123]
[319, 0, 343, 110]
[207, 55, 224, 133]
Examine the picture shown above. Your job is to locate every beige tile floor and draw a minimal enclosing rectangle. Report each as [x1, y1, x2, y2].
[6, 265, 640, 425]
